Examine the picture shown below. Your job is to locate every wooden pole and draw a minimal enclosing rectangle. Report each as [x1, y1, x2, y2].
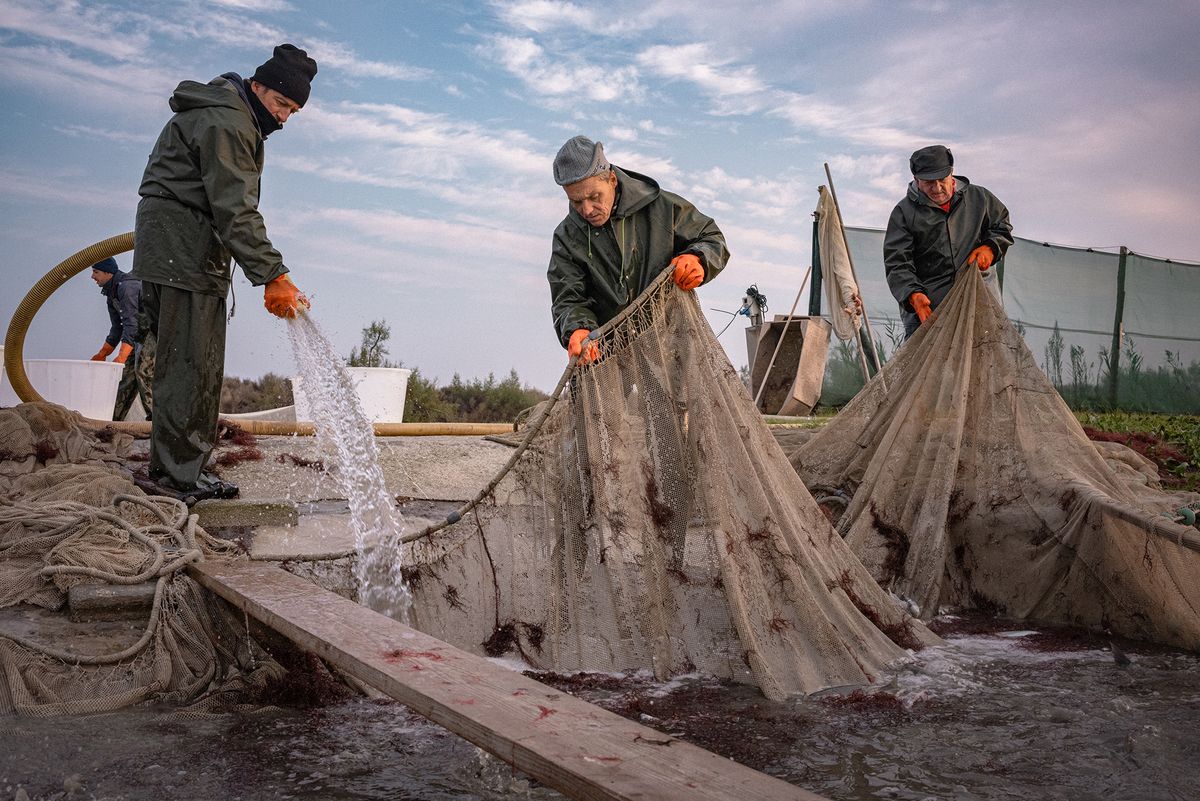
[87, 419, 515, 437]
[752, 265, 813, 410]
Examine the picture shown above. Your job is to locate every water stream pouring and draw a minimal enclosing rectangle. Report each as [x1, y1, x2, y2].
[286, 311, 412, 622]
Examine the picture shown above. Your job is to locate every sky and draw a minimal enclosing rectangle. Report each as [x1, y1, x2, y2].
[2, 0, 1198, 393]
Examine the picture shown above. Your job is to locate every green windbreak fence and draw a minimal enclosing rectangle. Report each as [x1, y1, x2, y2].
[817, 227, 1200, 413]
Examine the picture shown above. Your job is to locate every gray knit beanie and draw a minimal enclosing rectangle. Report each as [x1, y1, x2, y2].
[553, 136, 611, 186]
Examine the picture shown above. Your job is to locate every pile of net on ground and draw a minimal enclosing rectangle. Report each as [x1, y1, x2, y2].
[404, 273, 937, 701]
[0, 402, 281, 716]
[778, 267, 1200, 649]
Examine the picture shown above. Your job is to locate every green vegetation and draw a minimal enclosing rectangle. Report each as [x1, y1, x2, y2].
[1043, 325, 1199, 414]
[407, 370, 548, 424]
[1075, 411, 1200, 491]
[819, 322, 1199, 416]
[220, 367, 547, 423]
[220, 318, 548, 423]
[220, 373, 293, 413]
[347, 320, 398, 368]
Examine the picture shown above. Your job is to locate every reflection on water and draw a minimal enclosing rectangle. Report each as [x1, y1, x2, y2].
[3, 624, 1196, 801]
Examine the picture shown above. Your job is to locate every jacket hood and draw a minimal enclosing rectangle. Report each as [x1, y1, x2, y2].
[612, 166, 660, 217]
[907, 174, 971, 206]
[168, 74, 247, 114]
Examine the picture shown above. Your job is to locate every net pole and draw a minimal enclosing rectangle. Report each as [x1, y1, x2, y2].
[1108, 245, 1128, 407]
[752, 265, 812, 410]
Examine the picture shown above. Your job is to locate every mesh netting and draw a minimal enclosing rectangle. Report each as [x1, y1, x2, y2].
[404, 273, 937, 700]
[780, 267, 1200, 648]
[0, 403, 283, 717]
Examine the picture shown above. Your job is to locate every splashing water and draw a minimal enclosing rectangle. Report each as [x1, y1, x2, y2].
[287, 312, 412, 622]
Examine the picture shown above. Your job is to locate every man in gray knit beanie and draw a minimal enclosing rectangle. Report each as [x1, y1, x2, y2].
[547, 135, 730, 362]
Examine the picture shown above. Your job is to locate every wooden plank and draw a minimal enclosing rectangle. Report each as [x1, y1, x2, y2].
[783, 317, 831, 416]
[189, 559, 826, 801]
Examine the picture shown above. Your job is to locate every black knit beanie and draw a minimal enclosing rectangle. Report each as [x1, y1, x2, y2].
[90, 257, 118, 274]
[250, 44, 318, 107]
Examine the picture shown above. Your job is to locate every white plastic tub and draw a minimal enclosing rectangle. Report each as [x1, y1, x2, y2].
[0, 358, 126, 420]
[292, 367, 411, 424]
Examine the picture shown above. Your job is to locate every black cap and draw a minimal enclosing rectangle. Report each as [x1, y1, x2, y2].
[90, 257, 118, 274]
[251, 44, 318, 107]
[909, 145, 953, 180]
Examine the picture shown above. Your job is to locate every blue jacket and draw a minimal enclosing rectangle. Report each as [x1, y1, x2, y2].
[100, 268, 142, 347]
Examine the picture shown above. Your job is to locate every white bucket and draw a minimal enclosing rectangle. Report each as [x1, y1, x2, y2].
[292, 366, 411, 424]
[0, 358, 126, 420]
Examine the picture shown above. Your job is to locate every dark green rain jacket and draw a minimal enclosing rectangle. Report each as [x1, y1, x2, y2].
[133, 75, 287, 296]
[883, 175, 1013, 317]
[548, 167, 730, 347]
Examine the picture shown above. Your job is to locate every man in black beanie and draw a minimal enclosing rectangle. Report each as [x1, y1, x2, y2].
[132, 44, 317, 504]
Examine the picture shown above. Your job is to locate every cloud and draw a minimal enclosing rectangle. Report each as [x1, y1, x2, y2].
[0, 166, 125, 207]
[297, 102, 549, 178]
[606, 126, 638, 142]
[482, 34, 644, 103]
[492, 0, 604, 33]
[768, 92, 923, 151]
[303, 38, 431, 81]
[208, 0, 294, 10]
[637, 118, 675, 136]
[289, 206, 549, 283]
[637, 44, 765, 97]
[0, 0, 150, 61]
[0, 43, 168, 111]
[53, 123, 147, 145]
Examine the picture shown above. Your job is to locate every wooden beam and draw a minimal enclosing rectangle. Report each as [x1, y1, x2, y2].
[189, 559, 826, 801]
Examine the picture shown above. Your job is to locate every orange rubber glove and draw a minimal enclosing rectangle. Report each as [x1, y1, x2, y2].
[113, 342, 134, 364]
[264, 274, 310, 318]
[567, 328, 599, 365]
[967, 245, 994, 271]
[670, 254, 705, 291]
[91, 342, 115, 361]
[910, 292, 933, 324]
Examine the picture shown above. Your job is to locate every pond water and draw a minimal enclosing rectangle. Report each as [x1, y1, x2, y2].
[3, 619, 1195, 801]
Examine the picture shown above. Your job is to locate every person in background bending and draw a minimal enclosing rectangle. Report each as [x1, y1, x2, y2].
[547, 135, 730, 362]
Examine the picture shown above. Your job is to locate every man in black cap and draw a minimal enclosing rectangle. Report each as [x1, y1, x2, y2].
[132, 44, 317, 503]
[547, 135, 729, 361]
[87, 256, 152, 421]
[883, 144, 1013, 338]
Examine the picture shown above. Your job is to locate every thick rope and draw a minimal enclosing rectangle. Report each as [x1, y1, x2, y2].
[0, 493, 205, 665]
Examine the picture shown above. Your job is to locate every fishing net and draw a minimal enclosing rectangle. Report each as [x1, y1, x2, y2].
[0, 402, 283, 716]
[404, 273, 937, 701]
[779, 267, 1200, 649]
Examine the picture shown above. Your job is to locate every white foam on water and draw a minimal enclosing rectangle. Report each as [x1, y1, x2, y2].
[287, 312, 412, 622]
